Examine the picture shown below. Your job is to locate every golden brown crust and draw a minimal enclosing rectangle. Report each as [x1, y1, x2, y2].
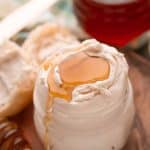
[23, 23, 78, 64]
[0, 41, 37, 117]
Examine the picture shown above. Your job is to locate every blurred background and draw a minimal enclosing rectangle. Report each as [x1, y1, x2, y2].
[0, 1, 149, 150]
[0, 0, 149, 59]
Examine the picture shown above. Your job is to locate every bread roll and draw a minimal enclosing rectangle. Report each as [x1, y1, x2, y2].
[0, 41, 36, 117]
[23, 23, 79, 64]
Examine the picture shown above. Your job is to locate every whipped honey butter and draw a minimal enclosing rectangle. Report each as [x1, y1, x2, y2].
[34, 39, 135, 150]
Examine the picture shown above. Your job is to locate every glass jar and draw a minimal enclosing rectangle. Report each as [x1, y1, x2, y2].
[73, 0, 150, 47]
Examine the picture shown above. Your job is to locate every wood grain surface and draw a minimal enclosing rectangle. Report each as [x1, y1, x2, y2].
[123, 50, 150, 150]
[13, 51, 150, 150]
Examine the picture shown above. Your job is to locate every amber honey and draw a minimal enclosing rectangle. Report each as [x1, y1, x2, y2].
[48, 51, 110, 101]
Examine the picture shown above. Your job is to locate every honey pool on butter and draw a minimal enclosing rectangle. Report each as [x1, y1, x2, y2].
[48, 51, 110, 101]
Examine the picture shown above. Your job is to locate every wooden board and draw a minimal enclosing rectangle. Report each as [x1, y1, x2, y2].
[123, 50, 150, 150]
[13, 51, 150, 150]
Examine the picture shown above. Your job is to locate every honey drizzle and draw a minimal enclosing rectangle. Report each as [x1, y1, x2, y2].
[48, 51, 110, 101]
[44, 93, 54, 150]
[43, 50, 110, 150]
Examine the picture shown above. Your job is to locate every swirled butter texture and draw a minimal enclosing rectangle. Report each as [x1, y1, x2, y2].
[34, 39, 135, 150]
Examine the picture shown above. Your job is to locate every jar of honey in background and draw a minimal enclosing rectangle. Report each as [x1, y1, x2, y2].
[73, 0, 150, 47]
